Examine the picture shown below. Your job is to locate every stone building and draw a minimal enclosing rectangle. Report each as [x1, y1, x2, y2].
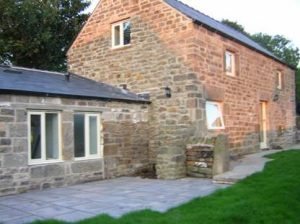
[68, 0, 296, 179]
[0, 65, 149, 196]
[0, 0, 297, 196]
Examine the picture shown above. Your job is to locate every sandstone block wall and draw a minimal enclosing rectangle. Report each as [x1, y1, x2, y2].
[0, 94, 149, 196]
[68, 0, 206, 179]
[68, 0, 296, 178]
[191, 25, 296, 155]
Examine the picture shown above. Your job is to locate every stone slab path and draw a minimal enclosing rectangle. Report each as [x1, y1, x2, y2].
[0, 177, 226, 224]
[213, 145, 300, 184]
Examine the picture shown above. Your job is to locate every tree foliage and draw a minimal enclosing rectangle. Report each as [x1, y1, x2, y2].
[251, 33, 300, 68]
[221, 20, 300, 69]
[0, 0, 90, 71]
[221, 19, 249, 36]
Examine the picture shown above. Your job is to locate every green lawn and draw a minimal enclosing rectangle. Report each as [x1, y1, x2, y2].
[33, 150, 300, 224]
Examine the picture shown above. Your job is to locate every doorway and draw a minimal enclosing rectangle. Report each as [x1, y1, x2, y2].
[259, 101, 268, 149]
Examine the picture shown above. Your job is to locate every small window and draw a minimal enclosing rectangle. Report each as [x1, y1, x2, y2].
[225, 50, 235, 76]
[276, 71, 283, 90]
[74, 113, 101, 159]
[205, 101, 225, 130]
[29, 112, 61, 164]
[112, 20, 131, 48]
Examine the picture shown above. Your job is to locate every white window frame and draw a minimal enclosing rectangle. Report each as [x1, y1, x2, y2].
[28, 111, 62, 165]
[225, 50, 235, 76]
[205, 101, 225, 130]
[111, 20, 131, 49]
[74, 113, 103, 161]
[277, 71, 283, 90]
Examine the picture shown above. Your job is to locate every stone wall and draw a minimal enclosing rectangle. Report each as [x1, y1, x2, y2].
[68, 0, 205, 179]
[0, 94, 149, 196]
[186, 144, 214, 178]
[68, 0, 296, 178]
[186, 135, 230, 178]
[191, 25, 296, 155]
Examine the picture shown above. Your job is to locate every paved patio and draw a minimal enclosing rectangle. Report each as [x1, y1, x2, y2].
[0, 177, 226, 224]
[214, 146, 300, 184]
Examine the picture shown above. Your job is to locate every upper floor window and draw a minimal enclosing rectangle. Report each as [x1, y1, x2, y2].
[74, 113, 102, 160]
[112, 20, 131, 48]
[225, 50, 235, 76]
[206, 101, 225, 130]
[28, 111, 61, 165]
[276, 71, 283, 90]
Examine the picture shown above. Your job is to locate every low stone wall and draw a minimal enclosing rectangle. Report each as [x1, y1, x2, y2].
[186, 144, 214, 178]
[186, 135, 230, 178]
[0, 94, 150, 196]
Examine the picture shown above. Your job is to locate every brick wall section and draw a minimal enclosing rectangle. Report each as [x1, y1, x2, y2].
[0, 94, 149, 196]
[68, 0, 296, 178]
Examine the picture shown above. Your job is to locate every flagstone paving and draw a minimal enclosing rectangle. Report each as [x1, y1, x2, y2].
[0, 177, 226, 224]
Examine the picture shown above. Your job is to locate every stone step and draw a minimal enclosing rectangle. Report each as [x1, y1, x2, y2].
[212, 178, 237, 185]
[212, 150, 277, 185]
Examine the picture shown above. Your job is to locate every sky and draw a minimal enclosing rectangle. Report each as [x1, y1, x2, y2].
[86, 0, 300, 50]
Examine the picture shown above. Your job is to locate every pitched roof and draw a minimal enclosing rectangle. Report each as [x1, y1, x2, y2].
[0, 65, 149, 104]
[164, 0, 294, 69]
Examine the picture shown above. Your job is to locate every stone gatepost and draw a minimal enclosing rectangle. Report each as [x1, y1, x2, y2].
[213, 135, 230, 175]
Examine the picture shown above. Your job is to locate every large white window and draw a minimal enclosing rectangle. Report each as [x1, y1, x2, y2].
[112, 20, 131, 48]
[225, 50, 235, 76]
[28, 111, 62, 165]
[74, 113, 102, 160]
[205, 101, 225, 130]
[276, 71, 283, 90]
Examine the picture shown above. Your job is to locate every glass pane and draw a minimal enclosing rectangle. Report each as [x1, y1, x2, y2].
[114, 25, 120, 46]
[225, 52, 232, 73]
[74, 114, 85, 157]
[89, 116, 98, 155]
[277, 72, 282, 89]
[46, 114, 59, 160]
[206, 102, 224, 129]
[30, 114, 42, 159]
[123, 21, 131, 45]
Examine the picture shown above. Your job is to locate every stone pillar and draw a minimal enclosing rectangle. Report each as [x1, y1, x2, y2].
[156, 152, 186, 179]
[213, 135, 230, 175]
[152, 73, 205, 179]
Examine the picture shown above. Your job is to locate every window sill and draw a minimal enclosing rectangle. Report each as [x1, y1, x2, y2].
[225, 72, 236, 77]
[207, 127, 225, 130]
[111, 44, 131, 50]
[28, 160, 64, 166]
[74, 157, 103, 162]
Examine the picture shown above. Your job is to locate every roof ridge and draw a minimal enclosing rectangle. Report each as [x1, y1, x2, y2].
[174, 0, 257, 42]
[70, 73, 125, 91]
[11, 66, 65, 76]
[164, 0, 294, 69]
[4, 65, 140, 98]
[173, 0, 218, 24]
[69, 73, 142, 98]
[0, 67, 150, 103]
